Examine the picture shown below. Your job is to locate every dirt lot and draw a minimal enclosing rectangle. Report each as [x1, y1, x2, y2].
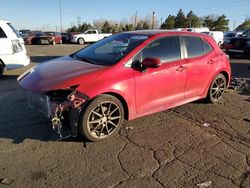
[0, 44, 250, 188]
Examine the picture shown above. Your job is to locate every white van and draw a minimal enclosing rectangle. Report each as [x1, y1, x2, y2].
[187, 27, 209, 33]
[202, 31, 224, 46]
[0, 20, 30, 76]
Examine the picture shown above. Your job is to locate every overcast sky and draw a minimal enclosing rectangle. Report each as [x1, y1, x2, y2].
[0, 0, 249, 31]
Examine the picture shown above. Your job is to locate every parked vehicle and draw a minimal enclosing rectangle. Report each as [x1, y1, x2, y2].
[0, 20, 30, 76]
[38, 32, 62, 45]
[18, 30, 231, 141]
[224, 30, 250, 57]
[224, 31, 243, 41]
[187, 27, 209, 33]
[23, 30, 43, 45]
[202, 31, 224, 46]
[71, 29, 112, 45]
[61, 32, 69, 43]
[19, 29, 31, 38]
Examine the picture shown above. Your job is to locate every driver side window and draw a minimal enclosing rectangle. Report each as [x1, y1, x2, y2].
[141, 36, 181, 63]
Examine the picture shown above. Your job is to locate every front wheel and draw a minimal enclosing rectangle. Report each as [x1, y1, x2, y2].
[207, 74, 227, 103]
[79, 94, 124, 142]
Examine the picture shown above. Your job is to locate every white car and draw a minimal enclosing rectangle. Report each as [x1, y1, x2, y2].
[71, 29, 112, 45]
[202, 31, 224, 46]
[0, 20, 30, 76]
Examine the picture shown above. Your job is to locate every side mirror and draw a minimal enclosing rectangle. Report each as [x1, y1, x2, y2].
[141, 58, 161, 68]
[238, 34, 243, 37]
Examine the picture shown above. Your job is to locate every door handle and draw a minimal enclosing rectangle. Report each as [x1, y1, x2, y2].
[176, 65, 187, 72]
[207, 60, 215, 65]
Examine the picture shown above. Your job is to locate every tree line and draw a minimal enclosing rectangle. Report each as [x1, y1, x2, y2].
[67, 9, 250, 33]
[161, 9, 229, 31]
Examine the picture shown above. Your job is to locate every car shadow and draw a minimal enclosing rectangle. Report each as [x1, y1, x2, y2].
[0, 76, 89, 144]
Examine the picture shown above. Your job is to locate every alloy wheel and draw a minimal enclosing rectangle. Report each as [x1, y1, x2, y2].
[211, 77, 226, 101]
[87, 101, 122, 139]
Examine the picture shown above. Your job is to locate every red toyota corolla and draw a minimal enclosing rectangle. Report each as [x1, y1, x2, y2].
[18, 30, 231, 141]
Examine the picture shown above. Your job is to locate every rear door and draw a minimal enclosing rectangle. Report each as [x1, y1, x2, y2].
[182, 36, 218, 99]
[133, 36, 187, 115]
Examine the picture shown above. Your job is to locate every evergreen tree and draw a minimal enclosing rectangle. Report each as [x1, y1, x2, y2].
[175, 9, 186, 28]
[214, 15, 229, 31]
[186, 11, 201, 28]
[203, 16, 215, 30]
[101, 21, 112, 33]
[161, 15, 175, 29]
[236, 19, 250, 30]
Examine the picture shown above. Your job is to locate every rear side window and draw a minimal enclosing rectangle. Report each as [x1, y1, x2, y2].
[183, 36, 204, 58]
[0, 27, 7, 38]
[142, 36, 181, 63]
[202, 40, 213, 54]
[7, 23, 20, 38]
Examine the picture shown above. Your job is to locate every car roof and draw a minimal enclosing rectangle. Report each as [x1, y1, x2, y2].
[0, 20, 10, 24]
[124, 29, 209, 37]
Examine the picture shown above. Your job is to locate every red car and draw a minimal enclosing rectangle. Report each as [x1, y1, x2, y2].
[38, 32, 62, 45]
[18, 30, 231, 141]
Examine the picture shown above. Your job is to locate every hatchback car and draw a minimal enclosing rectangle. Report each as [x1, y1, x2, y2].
[18, 30, 231, 141]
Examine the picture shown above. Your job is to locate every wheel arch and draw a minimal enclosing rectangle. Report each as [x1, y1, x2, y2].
[0, 59, 5, 67]
[102, 92, 129, 120]
[220, 71, 230, 85]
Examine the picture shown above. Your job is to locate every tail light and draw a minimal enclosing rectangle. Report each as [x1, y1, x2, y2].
[12, 40, 23, 53]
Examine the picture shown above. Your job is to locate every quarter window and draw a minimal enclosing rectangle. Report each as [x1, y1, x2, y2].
[183, 36, 204, 58]
[0, 27, 7, 38]
[202, 40, 213, 54]
[141, 36, 181, 63]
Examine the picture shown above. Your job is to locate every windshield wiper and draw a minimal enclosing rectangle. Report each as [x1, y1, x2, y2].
[72, 53, 96, 64]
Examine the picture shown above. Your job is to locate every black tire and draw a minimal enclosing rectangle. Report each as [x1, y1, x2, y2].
[206, 74, 227, 103]
[78, 38, 85, 45]
[79, 94, 124, 142]
[0, 61, 4, 77]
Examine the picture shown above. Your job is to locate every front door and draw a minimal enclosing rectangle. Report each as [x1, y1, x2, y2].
[133, 36, 187, 115]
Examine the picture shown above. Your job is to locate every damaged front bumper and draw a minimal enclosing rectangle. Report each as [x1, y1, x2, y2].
[26, 90, 89, 138]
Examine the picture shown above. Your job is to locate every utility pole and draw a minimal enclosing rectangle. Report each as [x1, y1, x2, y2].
[233, 20, 236, 30]
[59, 0, 63, 34]
[134, 11, 138, 28]
[152, 11, 155, 29]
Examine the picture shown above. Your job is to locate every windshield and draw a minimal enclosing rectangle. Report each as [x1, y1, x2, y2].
[73, 33, 148, 66]
[225, 33, 236, 37]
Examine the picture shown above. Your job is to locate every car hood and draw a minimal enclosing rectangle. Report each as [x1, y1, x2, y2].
[18, 56, 107, 92]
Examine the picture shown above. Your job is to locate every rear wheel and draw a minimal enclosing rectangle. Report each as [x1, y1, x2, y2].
[78, 38, 85, 45]
[0, 61, 4, 77]
[207, 74, 227, 103]
[79, 94, 124, 142]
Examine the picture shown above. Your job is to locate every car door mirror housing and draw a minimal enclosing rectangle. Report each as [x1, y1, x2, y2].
[141, 58, 162, 68]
